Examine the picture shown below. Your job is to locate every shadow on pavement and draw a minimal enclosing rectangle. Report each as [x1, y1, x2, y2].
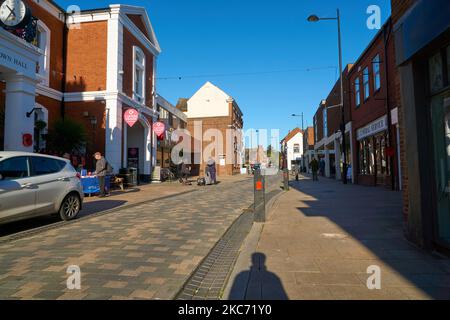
[228, 253, 288, 300]
[79, 200, 128, 218]
[0, 200, 127, 238]
[290, 175, 450, 300]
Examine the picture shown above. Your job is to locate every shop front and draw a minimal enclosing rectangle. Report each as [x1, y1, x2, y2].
[356, 115, 391, 186]
[394, 0, 450, 250]
[122, 107, 154, 183]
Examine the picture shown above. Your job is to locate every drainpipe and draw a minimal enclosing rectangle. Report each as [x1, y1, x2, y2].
[60, 12, 69, 119]
[383, 19, 395, 191]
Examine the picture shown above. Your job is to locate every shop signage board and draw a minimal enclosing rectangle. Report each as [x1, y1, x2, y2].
[356, 115, 388, 141]
[124, 109, 139, 127]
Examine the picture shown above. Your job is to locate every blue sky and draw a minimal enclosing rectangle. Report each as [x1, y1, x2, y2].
[57, 0, 391, 141]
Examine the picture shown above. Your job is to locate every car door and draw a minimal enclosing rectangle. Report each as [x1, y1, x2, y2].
[30, 156, 68, 215]
[0, 156, 37, 222]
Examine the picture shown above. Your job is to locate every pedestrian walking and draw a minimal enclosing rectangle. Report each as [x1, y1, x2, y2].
[207, 157, 217, 184]
[94, 152, 109, 197]
[310, 157, 319, 182]
[204, 166, 212, 185]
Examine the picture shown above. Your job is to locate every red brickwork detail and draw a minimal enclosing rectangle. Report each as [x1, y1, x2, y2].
[66, 21, 108, 92]
[123, 28, 154, 107]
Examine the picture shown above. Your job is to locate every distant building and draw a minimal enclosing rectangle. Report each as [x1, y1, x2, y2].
[178, 82, 244, 176]
[313, 65, 353, 181]
[155, 96, 187, 170]
[281, 128, 304, 171]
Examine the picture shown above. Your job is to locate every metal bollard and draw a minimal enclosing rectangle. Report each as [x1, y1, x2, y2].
[254, 169, 266, 222]
[283, 169, 290, 191]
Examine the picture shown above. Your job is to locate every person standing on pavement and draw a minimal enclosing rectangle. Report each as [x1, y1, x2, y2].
[179, 161, 191, 185]
[94, 152, 108, 197]
[207, 157, 217, 184]
[310, 157, 319, 181]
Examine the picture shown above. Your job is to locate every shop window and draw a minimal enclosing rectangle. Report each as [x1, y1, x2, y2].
[33, 21, 51, 86]
[429, 52, 444, 93]
[133, 46, 146, 104]
[363, 67, 370, 100]
[355, 78, 361, 107]
[323, 108, 328, 138]
[373, 54, 381, 91]
[359, 138, 375, 175]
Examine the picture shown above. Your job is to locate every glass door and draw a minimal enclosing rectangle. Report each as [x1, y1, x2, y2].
[431, 90, 450, 245]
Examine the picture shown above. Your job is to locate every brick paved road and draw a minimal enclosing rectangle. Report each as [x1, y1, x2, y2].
[0, 176, 264, 300]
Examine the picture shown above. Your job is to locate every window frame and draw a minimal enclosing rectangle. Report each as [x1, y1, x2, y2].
[0, 156, 31, 181]
[133, 46, 146, 104]
[34, 21, 51, 87]
[355, 77, 361, 107]
[363, 67, 370, 101]
[372, 54, 381, 92]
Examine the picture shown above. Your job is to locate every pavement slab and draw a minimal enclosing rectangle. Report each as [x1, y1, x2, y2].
[224, 174, 450, 300]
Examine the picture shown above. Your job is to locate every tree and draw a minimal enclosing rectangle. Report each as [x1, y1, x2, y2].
[46, 118, 87, 154]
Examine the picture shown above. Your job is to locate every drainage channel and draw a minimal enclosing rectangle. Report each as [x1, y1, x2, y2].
[175, 207, 255, 300]
[0, 189, 198, 245]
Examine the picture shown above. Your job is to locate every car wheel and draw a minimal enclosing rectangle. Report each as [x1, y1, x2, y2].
[59, 193, 81, 221]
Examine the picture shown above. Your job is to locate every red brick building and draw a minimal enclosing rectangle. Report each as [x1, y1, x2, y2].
[347, 18, 402, 190]
[1, 1, 162, 182]
[177, 82, 244, 177]
[392, 0, 450, 251]
[313, 65, 352, 180]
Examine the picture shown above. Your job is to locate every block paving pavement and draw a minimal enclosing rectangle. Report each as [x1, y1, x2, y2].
[0, 175, 257, 300]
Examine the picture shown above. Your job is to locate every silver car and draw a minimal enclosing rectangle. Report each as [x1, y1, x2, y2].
[0, 152, 84, 224]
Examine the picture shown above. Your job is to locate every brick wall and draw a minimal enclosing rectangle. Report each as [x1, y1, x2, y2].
[64, 101, 107, 168]
[127, 14, 150, 41]
[186, 113, 241, 177]
[391, 0, 417, 220]
[66, 21, 108, 92]
[123, 28, 154, 107]
[314, 107, 323, 143]
[36, 95, 61, 128]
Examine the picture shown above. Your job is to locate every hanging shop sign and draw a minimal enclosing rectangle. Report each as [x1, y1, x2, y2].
[153, 121, 166, 138]
[124, 108, 139, 127]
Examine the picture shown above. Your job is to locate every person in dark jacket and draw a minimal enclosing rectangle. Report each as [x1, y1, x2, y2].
[207, 157, 217, 184]
[94, 152, 108, 197]
[179, 161, 191, 185]
[310, 158, 319, 181]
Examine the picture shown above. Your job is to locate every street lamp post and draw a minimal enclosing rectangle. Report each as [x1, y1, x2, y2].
[291, 113, 304, 131]
[308, 9, 348, 184]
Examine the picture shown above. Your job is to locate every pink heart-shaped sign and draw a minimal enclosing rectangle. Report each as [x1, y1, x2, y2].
[153, 122, 166, 137]
[124, 109, 139, 127]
